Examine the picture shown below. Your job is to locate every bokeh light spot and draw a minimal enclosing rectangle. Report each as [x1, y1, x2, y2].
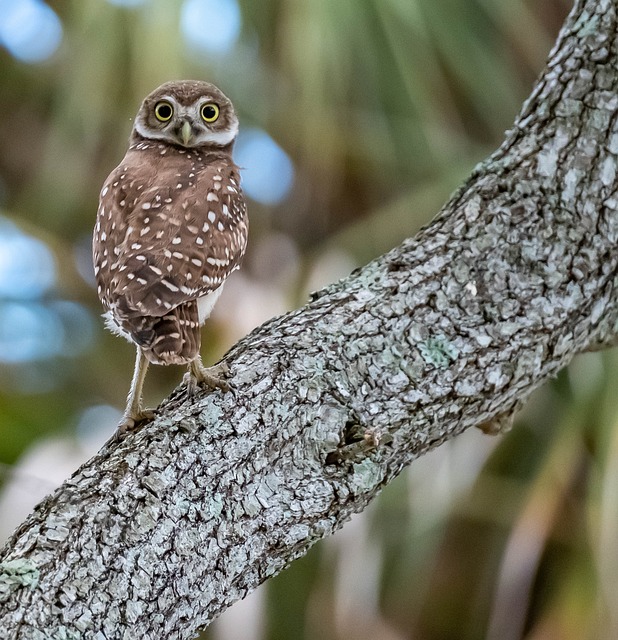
[0, 217, 95, 364]
[0, 0, 63, 63]
[50, 300, 95, 357]
[0, 217, 56, 299]
[234, 128, 295, 205]
[0, 299, 95, 364]
[0, 302, 63, 363]
[180, 0, 241, 56]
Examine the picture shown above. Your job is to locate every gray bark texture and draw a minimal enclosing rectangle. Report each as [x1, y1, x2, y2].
[2, 0, 618, 637]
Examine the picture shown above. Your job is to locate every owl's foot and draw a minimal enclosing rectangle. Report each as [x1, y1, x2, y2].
[112, 409, 156, 442]
[185, 360, 232, 395]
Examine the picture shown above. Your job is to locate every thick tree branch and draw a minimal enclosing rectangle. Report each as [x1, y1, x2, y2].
[2, 0, 618, 637]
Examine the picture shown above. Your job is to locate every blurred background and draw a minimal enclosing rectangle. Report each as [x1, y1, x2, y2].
[3, 1, 618, 639]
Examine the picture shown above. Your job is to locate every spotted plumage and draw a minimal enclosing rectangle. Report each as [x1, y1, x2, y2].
[93, 80, 248, 436]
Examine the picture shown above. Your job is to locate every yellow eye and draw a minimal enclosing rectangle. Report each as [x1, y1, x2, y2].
[154, 101, 173, 122]
[201, 103, 220, 123]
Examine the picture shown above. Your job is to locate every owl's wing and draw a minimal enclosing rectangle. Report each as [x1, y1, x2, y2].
[101, 162, 248, 321]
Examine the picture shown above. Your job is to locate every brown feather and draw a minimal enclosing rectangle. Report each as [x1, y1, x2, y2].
[93, 138, 248, 364]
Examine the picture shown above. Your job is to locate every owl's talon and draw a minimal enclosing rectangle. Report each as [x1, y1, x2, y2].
[185, 360, 232, 396]
[112, 409, 156, 442]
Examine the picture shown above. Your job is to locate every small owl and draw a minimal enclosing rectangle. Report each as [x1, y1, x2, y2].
[93, 80, 248, 436]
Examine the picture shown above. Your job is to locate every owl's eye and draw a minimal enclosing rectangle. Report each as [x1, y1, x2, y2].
[201, 103, 220, 123]
[154, 101, 174, 122]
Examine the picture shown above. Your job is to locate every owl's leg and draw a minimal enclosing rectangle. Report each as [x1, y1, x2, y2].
[115, 347, 155, 437]
[185, 355, 231, 394]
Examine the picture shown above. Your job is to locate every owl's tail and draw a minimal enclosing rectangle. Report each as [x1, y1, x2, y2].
[134, 301, 201, 366]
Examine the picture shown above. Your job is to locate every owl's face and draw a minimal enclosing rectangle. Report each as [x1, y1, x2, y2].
[132, 80, 239, 149]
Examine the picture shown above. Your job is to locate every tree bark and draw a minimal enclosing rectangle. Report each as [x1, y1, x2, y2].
[2, 0, 618, 637]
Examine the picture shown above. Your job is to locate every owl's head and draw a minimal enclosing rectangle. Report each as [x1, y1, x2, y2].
[131, 80, 239, 150]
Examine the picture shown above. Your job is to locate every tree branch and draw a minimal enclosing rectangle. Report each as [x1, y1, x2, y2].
[2, 0, 618, 637]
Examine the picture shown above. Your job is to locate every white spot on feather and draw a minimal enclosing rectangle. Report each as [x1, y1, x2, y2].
[162, 279, 179, 292]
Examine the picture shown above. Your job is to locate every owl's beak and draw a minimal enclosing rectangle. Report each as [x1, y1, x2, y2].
[180, 120, 193, 146]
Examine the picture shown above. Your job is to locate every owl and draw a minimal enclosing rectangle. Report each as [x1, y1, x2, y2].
[93, 80, 248, 437]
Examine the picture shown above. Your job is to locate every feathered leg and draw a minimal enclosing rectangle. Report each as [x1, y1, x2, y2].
[115, 347, 154, 438]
